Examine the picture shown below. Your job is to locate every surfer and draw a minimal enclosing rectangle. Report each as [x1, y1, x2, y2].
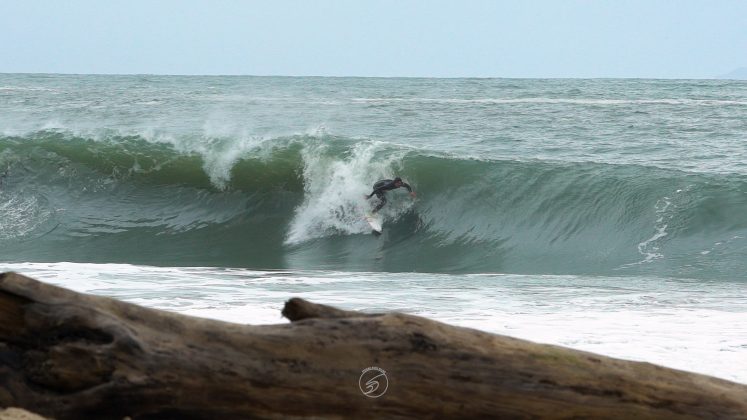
[365, 177, 416, 213]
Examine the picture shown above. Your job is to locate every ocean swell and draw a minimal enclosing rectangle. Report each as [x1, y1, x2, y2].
[2, 131, 747, 278]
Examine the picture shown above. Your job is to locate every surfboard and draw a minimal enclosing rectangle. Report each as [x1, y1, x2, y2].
[364, 212, 383, 233]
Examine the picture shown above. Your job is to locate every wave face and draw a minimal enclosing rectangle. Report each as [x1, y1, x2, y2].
[3, 129, 747, 278]
[4, 75, 747, 278]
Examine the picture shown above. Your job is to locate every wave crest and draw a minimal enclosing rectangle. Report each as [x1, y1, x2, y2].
[3, 131, 747, 278]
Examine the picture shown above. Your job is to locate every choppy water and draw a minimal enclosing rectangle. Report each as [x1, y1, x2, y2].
[1, 74, 746, 383]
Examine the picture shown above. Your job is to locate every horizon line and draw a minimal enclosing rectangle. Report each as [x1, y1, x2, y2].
[0, 71, 742, 81]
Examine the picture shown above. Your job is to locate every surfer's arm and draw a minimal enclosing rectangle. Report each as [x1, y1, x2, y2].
[402, 182, 416, 197]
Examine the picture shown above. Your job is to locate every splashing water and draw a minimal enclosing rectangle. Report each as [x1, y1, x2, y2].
[286, 142, 410, 244]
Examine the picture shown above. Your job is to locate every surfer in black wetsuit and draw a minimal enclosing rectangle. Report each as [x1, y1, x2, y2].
[365, 177, 416, 213]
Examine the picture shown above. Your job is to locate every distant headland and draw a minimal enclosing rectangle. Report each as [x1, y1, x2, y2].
[718, 67, 747, 80]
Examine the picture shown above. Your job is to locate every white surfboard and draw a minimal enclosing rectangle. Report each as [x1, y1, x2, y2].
[364, 212, 383, 233]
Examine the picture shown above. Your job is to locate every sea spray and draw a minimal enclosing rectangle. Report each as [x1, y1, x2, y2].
[286, 141, 411, 244]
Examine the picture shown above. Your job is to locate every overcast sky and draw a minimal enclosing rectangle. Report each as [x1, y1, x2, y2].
[1, 0, 745, 78]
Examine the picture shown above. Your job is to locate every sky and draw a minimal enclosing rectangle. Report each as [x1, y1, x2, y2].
[1, 0, 745, 78]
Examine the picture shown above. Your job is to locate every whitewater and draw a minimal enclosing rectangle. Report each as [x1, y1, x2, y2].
[1, 74, 746, 383]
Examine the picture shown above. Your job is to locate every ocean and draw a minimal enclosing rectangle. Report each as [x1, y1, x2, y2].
[1, 74, 746, 383]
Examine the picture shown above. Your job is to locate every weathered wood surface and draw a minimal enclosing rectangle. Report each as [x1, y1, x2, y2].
[0, 272, 746, 419]
[0, 408, 49, 420]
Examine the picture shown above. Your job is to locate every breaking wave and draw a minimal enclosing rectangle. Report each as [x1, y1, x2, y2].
[2, 130, 747, 278]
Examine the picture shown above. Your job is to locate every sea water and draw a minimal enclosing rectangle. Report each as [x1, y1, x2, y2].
[1, 74, 746, 383]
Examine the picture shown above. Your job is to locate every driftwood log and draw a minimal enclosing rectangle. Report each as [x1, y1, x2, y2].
[0, 408, 49, 420]
[0, 272, 746, 419]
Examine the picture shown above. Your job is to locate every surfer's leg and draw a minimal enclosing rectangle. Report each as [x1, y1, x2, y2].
[372, 192, 386, 213]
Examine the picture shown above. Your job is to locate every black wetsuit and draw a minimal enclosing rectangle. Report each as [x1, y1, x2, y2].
[366, 179, 412, 213]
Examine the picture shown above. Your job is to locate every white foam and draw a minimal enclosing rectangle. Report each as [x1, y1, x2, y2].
[0, 86, 60, 93]
[351, 97, 747, 106]
[0, 192, 53, 240]
[623, 187, 691, 268]
[635, 197, 671, 262]
[285, 141, 411, 244]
